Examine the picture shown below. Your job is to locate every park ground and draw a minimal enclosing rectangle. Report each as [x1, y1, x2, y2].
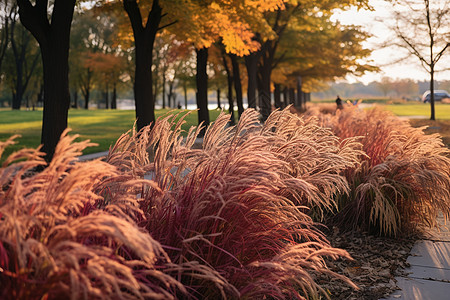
[1, 102, 449, 160]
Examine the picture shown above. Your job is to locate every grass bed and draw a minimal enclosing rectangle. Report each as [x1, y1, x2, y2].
[378, 103, 450, 119]
[0, 108, 223, 159]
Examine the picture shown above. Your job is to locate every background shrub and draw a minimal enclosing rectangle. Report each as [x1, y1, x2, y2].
[305, 106, 450, 236]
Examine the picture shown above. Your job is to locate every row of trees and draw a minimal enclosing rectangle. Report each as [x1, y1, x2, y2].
[314, 78, 450, 100]
[0, 0, 376, 161]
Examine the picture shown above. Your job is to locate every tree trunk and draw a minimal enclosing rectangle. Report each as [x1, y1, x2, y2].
[289, 88, 295, 105]
[124, 0, 162, 131]
[40, 40, 71, 161]
[12, 82, 24, 109]
[11, 56, 24, 109]
[153, 69, 158, 106]
[72, 90, 78, 108]
[196, 47, 209, 134]
[274, 84, 281, 109]
[305, 92, 310, 102]
[183, 81, 188, 109]
[81, 68, 92, 109]
[258, 62, 272, 121]
[162, 72, 166, 108]
[430, 66, 435, 120]
[245, 52, 258, 109]
[217, 88, 221, 109]
[18, 0, 76, 162]
[296, 76, 305, 112]
[84, 88, 90, 109]
[230, 54, 244, 118]
[111, 82, 117, 109]
[168, 80, 175, 108]
[222, 53, 235, 125]
[104, 84, 109, 109]
[10, 19, 25, 110]
[283, 86, 288, 108]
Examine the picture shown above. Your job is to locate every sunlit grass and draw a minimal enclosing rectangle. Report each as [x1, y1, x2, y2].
[379, 103, 450, 119]
[0, 108, 223, 159]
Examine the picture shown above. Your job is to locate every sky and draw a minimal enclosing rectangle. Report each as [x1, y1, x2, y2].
[331, 0, 450, 84]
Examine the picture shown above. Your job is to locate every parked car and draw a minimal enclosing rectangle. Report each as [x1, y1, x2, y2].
[422, 90, 450, 103]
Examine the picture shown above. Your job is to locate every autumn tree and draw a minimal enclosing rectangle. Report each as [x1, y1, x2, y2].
[84, 52, 126, 109]
[151, 33, 191, 109]
[97, 0, 280, 132]
[70, 8, 120, 109]
[387, 0, 449, 120]
[208, 52, 227, 110]
[377, 76, 394, 97]
[247, 0, 371, 120]
[5, 7, 40, 109]
[15, 0, 76, 161]
[391, 78, 419, 98]
[176, 56, 196, 109]
[120, 0, 164, 130]
[0, 2, 15, 79]
[272, 17, 376, 111]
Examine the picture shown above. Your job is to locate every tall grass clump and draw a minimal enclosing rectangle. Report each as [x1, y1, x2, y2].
[106, 108, 359, 298]
[1, 108, 358, 299]
[0, 132, 186, 299]
[306, 106, 450, 236]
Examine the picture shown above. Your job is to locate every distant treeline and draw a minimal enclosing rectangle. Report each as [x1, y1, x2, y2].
[313, 79, 450, 100]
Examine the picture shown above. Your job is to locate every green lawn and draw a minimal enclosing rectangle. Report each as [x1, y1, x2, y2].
[313, 97, 393, 104]
[2, 103, 448, 160]
[0, 108, 223, 159]
[378, 103, 450, 119]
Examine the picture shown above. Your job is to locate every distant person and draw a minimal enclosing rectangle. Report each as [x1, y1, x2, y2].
[177, 102, 182, 109]
[335, 95, 343, 109]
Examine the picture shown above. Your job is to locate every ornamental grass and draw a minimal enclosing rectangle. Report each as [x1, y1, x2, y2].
[305, 105, 450, 236]
[1, 108, 357, 299]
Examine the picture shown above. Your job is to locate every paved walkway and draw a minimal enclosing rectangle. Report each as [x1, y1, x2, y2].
[78, 150, 109, 161]
[384, 214, 450, 299]
[77, 137, 205, 162]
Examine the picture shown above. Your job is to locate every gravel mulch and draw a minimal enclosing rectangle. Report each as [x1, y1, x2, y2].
[318, 227, 416, 299]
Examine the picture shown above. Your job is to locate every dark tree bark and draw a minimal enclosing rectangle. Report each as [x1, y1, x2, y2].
[104, 84, 109, 109]
[196, 47, 209, 134]
[72, 90, 78, 108]
[296, 76, 305, 112]
[257, 53, 272, 121]
[305, 92, 311, 103]
[123, 0, 162, 131]
[111, 82, 117, 109]
[289, 88, 295, 105]
[162, 71, 166, 108]
[282, 86, 288, 108]
[256, 6, 297, 121]
[80, 68, 92, 109]
[230, 54, 244, 118]
[83, 88, 90, 109]
[430, 64, 435, 120]
[152, 67, 158, 107]
[244, 52, 258, 109]
[18, 0, 76, 162]
[274, 84, 281, 109]
[216, 88, 221, 109]
[168, 80, 175, 108]
[183, 81, 188, 109]
[222, 52, 235, 125]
